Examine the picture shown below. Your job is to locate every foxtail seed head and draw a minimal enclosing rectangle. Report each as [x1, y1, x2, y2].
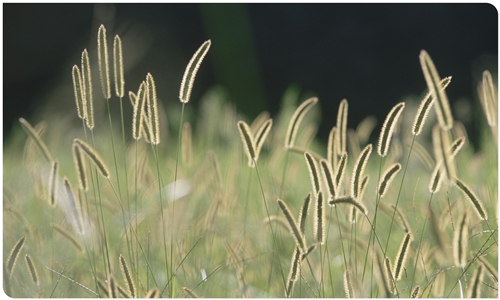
[6, 236, 26, 277]
[146, 73, 160, 144]
[320, 159, 336, 199]
[74, 139, 111, 179]
[180, 40, 211, 103]
[314, 191, 325, 244]
[467, 264, 484, 298]
[285, 247, 301, 297]
[412, 76, 452, 135]
[72, 65, 86, 119]
[132, 82, 147, 140]
[327, 126, 338, 171]
[284, 97, 318, 148]
[378, 163, 401, 197]
[297, 193, 312, 235]
[81, 49, 94, 129]
[304, 152, 320, 197]
[393, 232, 411, 281]
[351, 144, 372, 198]
[453, 212, 468, 268]
[25, 254, 38, 286]
[19, 118, 53, 163]
[254, 118, 273, 162]
[237, 121, 257, 167]
[329, 195, 368, 216]
[277, 198, 307, 254]
[49, 159, 59, 207]
[119, 254, 137, 298]
[454, 178, 487, 220]
[343, 269, 354, 298]
[98, 24, 111, 99]
[335, 153, 348, 192]
[73, 143, 88, 191]
[482, 70, 496, 126]
[420, 50, 453, 130]
[377, 102, 405, 157]
[336, 99, 348, 155]
[113, 35, 125, 98]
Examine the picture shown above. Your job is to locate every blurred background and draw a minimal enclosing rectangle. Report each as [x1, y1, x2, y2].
[3, 3, 497, 146]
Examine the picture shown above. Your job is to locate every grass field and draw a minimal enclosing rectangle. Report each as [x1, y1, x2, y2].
[3, 24, 498, 298]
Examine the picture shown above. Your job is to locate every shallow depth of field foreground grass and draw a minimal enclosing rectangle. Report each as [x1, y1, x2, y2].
[3, 24, 498, 298]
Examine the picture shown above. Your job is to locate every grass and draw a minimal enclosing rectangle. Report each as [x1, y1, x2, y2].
[3, 24, 498, 298]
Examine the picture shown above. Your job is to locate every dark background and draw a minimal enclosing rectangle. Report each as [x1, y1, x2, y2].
[3, 3, 497, 144]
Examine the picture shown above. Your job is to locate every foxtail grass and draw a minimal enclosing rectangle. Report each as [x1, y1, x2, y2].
[351, 144, 372, 198]
[314, 191, 325, 244]
[412, 76, 452, 136]
[481, 70, 496, 126]
[146, 287, 160, 298]
[284, 97, 318, 148]
[6, 236, 26, 277]
[74, 139, 110, 178]
[277, 198, 307, 254]
[336, 99, 348, 155]
[377, 163, 401, 197]
[98, 24, 111, 100]
[48, 159, 59, 206]
[73, 143, 88, 191]
[19, 118, 53, 163]
[25, 254, 38, 286]
[238, 120, 257, 167]
[298, 193, 312, 235]
[377, 102, 405, 157]
[72, 65, 86, 119]
[285, 247, 301, 297]
[179, 40, 211, 103]
[113, 35, 124, 98]
[329, 195, 368, 215]
[119, 254, 137, 298]
[81, 49, 94, 130]
[304, 152, 320, 196]
[420, 50, 453, 130]
[454, 178, 488, 220]
[467, 264, 484, 298]
[453, 212, 468, 268]
[393, 232, 411, 281]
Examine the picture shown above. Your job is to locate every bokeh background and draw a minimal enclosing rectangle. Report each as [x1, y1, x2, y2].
[3, 3, 497, 146]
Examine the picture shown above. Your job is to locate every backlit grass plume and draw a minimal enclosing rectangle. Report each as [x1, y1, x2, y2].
[73, 143, 88, 191]
[98, 24, 111, 99]
[420, 50, 453, 130]
[314, 191, 325, 244]
[329, 195, 368, 215]
[284, 97, 318, 148]
[298, 193, 312, 235]
[454, 178, 487, 220]
[237, 120, 257, 167]
[119, 254, 136, 298]
[378, 163, 401, 197]
[180, 40, 211, 103]
[432, 125, 456, 181]
[377, 102, 405, 157]
[335, 153, 348, 192]
[343, 269, 354, 298]
[412, 76, 452, 135]
[453, 212, 468, 268]
[327, 126, 338, 171]
[304, 151, 320, 197]
[320, 158, 337, 199]
[25, 254, 38, 286]
[277, 198, 307, 254]
[481, 70, 496, 126]
[146, 73, 160, 145]
[393, 232, 411, 281]
[132, 82, 147, 140]
[351, 144, 372, 198]
[81, 49, 94, 129]
[254, 118, 273, 162]
[48, 159, 59, 207]
[113, 35, 125, 98]
[74, 139, 111, 179]
[285, 247, 301, 297]
[336, 99, 348, 155]
[19, 118, 53, 163]
[72, 65, 86, 119]
[6, 236, 26, 277]
[467, 264, 484, 298]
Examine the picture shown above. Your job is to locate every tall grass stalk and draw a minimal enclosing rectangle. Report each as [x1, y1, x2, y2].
[254, 159, 287, 292]
[383, 135, 416, 255]
[105, 99, 134, 273]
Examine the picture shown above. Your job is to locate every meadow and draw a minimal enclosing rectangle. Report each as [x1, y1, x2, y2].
[3, 24, 498, 298]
